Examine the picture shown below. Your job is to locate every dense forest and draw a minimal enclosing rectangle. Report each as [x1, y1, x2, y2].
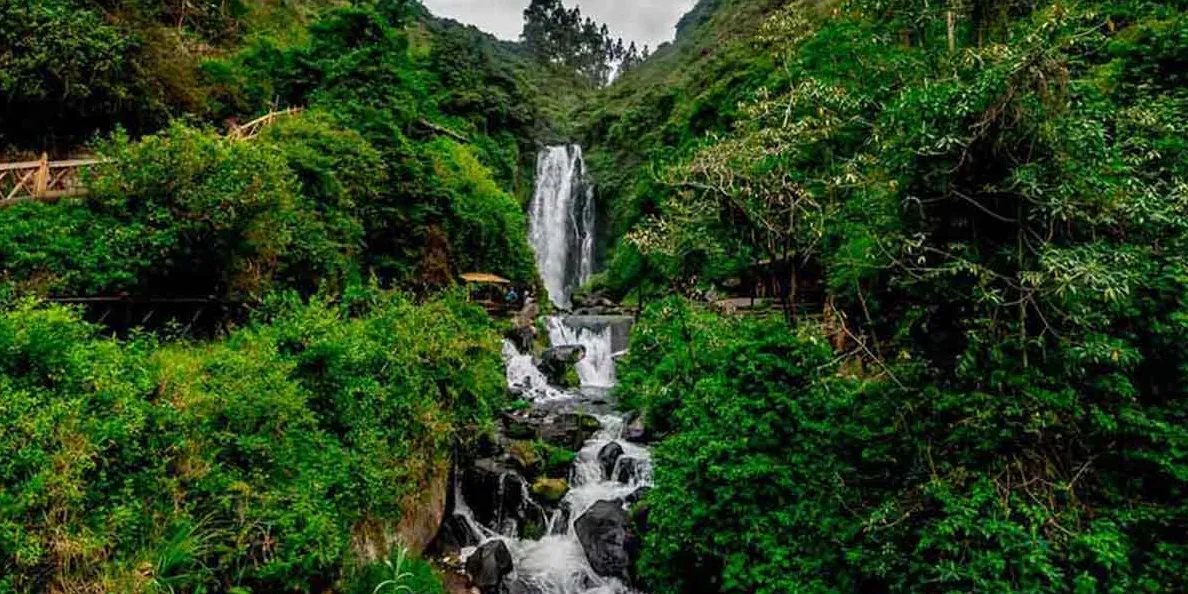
[588, 0, 1188, 592]
[3, 0, 1188, 592]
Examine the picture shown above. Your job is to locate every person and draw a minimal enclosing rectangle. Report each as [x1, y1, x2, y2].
[505, 287, 519, 305]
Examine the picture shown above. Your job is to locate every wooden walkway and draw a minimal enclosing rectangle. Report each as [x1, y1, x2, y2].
[0, 108, 303, 209]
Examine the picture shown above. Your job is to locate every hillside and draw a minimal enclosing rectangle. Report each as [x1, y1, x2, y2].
[4, 0, 1188, 593]
[585, 0, 1188, 592]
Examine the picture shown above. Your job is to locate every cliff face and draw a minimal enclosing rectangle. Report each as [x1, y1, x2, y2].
[351, 460, 451, 562]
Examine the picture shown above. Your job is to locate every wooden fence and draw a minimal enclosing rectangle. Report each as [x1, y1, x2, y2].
[0, 107, 303, 209]
[0, 155, 100, 207]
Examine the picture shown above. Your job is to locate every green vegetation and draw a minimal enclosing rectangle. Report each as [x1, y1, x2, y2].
[1, 1, 542, 296]
[0, 291, 503, 592]
[7, 0, 1188, 591]
[522, 0, 648, 86]
[599, 0, 1188, 592]
[0, 5, 555, 590]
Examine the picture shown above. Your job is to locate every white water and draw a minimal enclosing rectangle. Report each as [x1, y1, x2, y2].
[504, 339, 571, 402]
[529, 146, 596, 310]
[449, 143, 647, 594]
[462, 339, 650, 594]
[456, 407, 652, 594]
[547, 317, 617, 388]
[506, 415, 651, 594]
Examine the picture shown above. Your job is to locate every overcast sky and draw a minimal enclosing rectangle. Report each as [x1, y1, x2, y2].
[421, 0, 698, 50]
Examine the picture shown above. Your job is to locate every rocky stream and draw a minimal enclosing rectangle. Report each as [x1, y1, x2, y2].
[427, 146, 653, 594]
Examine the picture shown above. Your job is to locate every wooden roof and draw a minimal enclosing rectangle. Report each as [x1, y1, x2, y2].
[460, 272, 511, 285]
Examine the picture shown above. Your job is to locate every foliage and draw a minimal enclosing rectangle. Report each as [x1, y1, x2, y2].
[343, 546, 445, 594]
[622, 296, 1188, 593]
[0, 0, 334, 151]
[0, 0, 148, 149]
[522, 0, 638, 87]
[0, 291, 504, 593]
[604, 0, 1188, 592]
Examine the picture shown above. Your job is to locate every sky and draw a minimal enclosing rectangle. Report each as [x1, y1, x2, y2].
[421, 0, 699, 51]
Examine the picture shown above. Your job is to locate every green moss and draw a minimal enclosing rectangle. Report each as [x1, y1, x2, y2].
[531, 478, 570, 504]
[509, 440, 545, 478]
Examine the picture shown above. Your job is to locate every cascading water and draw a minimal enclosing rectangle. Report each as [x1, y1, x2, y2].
[438, 145, 651, 594]
[529, 145, 597, 310]
[546, 317, 618, 388]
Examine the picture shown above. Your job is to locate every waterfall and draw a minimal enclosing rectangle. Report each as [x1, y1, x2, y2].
[443, 144, 649, 594]
[530, 145, 597, 310]
[547, 317, 618, 388]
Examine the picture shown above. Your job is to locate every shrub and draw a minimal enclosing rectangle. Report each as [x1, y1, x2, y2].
[0, 291, 504, 592]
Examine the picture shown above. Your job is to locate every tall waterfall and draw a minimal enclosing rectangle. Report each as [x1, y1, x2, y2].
[529, 145, 596, 310]
[442, 144, 648, 594]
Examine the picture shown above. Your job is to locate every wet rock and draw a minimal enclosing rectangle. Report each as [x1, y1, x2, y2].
[597, 442, 624, 480]
[530, 478, 569, 504]
[503, 579, 546, 594]
[541, 413, 602, 450]
[519, 511, 548, 541]
[550, 504, 571, 536]
[474, 431, 505, 459]
[466, 540, 513, 593]
[575, 500, 630, 580]
[624, 486, 651, 506]
[623, 413, 648, 444]
[461, 459, 526, 530]
[428, 513, 480, 554]
[614, 457, 646, 485]
[539, 345, 586, 386]
[501, 413, 542, 441]
[508, 441, 543, 479]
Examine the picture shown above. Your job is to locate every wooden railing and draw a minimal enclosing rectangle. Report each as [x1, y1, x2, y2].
[0, 155, 101, 207]
[0, 107, 303, 209]
[228, 107, 303, 140]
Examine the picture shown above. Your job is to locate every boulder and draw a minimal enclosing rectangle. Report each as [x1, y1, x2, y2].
[428, 513, 480, 554]
[474, 431, 505, 459]
[623, 413, 648, 444]
[504, 579, 546, 594]
[597, 442, 624, 481]
[466, 540, 514, 593]
[539, 345, 586, 386]
[550, 503, 571, 536]
[501, 413, 543, 441]
[541, 413, 602, 450]
[530, 478, 569, 504]
[508, 441, 543, 479]
[574, 500, 630, 580]
[614, 457, 647, 485]
[461, 459, 526, 530]
[624, 486, 651, 507]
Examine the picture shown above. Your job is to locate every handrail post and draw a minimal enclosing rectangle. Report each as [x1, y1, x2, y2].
[34, 153, 49, 198]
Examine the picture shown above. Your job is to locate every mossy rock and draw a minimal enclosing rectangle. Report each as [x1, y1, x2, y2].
[561, 367, 581, 389]
[531, 478, 569, 504]
[502, 413, 541, 440]
[509, 440, 543, 478]
[542, 444, 577, 478]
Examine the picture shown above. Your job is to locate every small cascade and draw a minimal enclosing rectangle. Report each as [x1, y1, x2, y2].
[529, 146, 597, 310]
[546, 317, 617, 388]
[504, 340, 570, 402]
[443, 333, 650, 594]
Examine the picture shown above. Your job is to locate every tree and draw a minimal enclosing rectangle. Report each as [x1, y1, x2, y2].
[520, 0, 633, 86]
